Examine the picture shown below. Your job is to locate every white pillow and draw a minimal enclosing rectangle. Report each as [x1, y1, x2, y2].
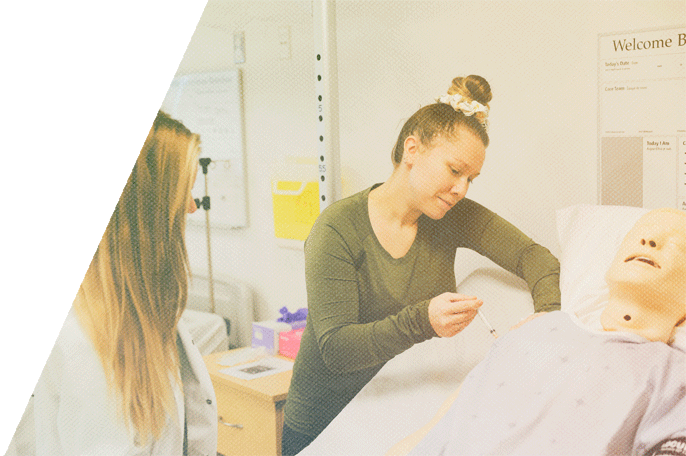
[556, 204, 686, 350]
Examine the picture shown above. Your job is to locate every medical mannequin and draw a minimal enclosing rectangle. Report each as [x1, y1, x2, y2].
[387, 208, 686, 456]
[601, 208, 686, 343]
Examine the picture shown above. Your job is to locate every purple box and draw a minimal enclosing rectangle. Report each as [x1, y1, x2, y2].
[251, 321, 292, 355]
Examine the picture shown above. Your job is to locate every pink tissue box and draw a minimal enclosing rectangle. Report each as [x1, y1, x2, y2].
[279, 327, 305, 359]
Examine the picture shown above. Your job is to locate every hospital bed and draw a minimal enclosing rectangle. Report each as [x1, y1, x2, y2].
[184, 272, 254, 351]
[299, 252, 534, 456]
[5, 273, 254, 456]
[300, 204, 686, 456]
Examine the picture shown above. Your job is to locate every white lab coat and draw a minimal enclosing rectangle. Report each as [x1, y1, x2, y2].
[29, 308, 217, 456]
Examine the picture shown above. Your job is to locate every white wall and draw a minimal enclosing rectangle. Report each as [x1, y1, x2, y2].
[177, 1, 315, 321]
[176, 0, 684, 321]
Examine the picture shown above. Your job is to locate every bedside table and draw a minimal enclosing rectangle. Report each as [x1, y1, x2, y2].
[204, 350, 293, 456]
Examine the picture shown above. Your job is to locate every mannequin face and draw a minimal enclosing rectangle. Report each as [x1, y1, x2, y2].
[605, 209, 686, 316]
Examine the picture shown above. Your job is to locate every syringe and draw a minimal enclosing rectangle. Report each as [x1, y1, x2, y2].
[477, 309, 498, 339]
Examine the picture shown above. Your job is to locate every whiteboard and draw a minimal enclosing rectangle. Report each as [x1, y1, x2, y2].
[598, 26, 686, 211]
[161, 70, 247, 228]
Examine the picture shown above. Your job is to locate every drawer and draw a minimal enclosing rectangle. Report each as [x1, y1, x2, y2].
[214, 381, 285, 456]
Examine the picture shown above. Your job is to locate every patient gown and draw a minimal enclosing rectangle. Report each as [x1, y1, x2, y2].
[409, 311, 686, 456]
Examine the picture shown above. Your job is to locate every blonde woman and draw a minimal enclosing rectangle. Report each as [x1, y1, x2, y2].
[32, 111, 217, 455]
[283, 76, 561, 455]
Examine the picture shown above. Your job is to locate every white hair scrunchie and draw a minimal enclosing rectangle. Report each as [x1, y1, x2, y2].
[436, 94, 489, 132]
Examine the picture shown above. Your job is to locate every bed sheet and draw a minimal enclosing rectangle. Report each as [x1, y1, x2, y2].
[300, 263, 534, 456]
[407, 311, 686, 456]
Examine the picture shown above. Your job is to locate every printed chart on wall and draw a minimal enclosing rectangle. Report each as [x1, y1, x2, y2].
[598, 26, 686, 211]
[161, 70, 247, 228]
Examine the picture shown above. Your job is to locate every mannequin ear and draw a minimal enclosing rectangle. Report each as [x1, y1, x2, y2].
[403, 135, 420, 165]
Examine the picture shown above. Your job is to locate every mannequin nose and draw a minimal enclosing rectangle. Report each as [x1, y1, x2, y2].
[641, 238, 658, 249]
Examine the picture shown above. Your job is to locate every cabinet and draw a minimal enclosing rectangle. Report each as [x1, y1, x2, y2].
[204, 350, 292, 456]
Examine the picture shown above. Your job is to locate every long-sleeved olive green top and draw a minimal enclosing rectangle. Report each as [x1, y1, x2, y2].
[283, 184, 560, 439]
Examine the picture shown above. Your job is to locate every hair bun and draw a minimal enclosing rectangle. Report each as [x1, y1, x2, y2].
[448, 75, 492, 106]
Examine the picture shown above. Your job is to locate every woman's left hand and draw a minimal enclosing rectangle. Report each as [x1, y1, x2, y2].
[509, 312, 547, 331]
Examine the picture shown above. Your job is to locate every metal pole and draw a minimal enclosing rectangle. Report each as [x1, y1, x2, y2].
[313, 0, 341, 211]
[199, 159, 216, 314]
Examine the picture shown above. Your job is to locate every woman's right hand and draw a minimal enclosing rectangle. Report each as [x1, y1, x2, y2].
[428, 293, 483, 337]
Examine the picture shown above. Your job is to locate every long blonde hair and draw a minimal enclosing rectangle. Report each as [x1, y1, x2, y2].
[75, 111, 200, 442]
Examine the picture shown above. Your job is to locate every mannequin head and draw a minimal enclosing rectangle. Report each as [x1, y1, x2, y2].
[601, 208, 686, 342]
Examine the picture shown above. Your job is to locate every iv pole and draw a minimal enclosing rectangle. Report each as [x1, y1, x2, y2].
[195, 157, 216, 313]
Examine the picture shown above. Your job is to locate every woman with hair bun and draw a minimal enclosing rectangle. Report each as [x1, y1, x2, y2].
[282, 75, 561, 455]
[30, 111, 218, 455]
